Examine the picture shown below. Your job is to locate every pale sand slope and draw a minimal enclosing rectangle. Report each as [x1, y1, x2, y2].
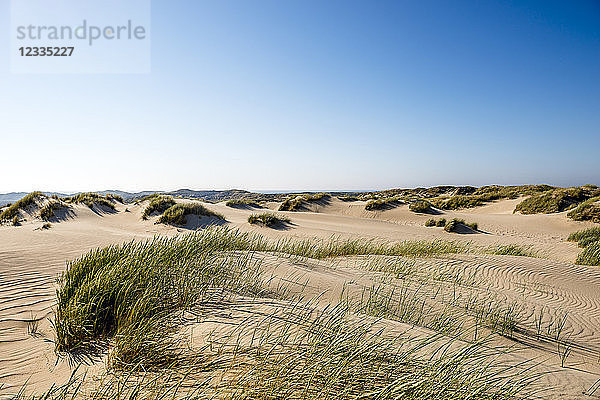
[0, 198, 599, 398]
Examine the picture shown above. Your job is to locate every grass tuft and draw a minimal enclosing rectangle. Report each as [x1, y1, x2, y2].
[576, 241, 600, 266]
[279, 193, 330, 211]
[158, 203, 224, 225]
[568, 227, 600, 248]
[248, 212, 291, 227]
[0, 191, 45, 221]
[63, 193, 118, 210]
[409, 200, 433, 213]
[567, 196, 600, 223]
[487, 244, 538, 257]
[365, 196, 403, 210]
[568, 227, 600, 265]
[226, 198, 262, 208]
[39, 200, 69, 221]
[51, 225, 543, 398]
[425, 218, 478, 233]
[142, 195, 176, 219]
[514, 187, 592, 215]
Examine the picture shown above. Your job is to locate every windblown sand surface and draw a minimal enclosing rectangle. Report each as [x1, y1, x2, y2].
[1, 198, 599, 398]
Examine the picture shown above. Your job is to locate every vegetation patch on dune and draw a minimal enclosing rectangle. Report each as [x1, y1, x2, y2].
[444, 218, 478, 232]
[425, 217, 478, 232]
[39, 200, 70, 221]
[365, 196, 403, 210]
[408, 199, 434, 213]
[0, 191, 45, 221]
[248, 212, 290, 227]
[431, 195, 485, 210]
[63, 192, 120, 210]
[425, 217, 447, 227]
[429, 185, 555, 210]
[279, 193, 330, 211]
[52, 226, 541, 399]
[576, 241, 600, 266]
[568, 227, 600, 248]
[514, 186, 600, 216]
[568, 227, 600, 266]
[566, 196, 600, 223]
[226, 198, 262, 208]
[487, 244, 538, 257]
[158, 202, 224, 225]
[141, 195, 176, 219]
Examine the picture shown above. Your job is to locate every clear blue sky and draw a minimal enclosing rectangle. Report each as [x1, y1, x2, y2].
[0, 0, 598, 192]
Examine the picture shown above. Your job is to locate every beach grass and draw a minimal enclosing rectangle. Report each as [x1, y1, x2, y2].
[63, 193, 118, 210]
[158, 203, 224, 225]
[248, 212, 290, 227]
[0, 191, 44, 221]
[51, 225, 544, 399]
[141, 195, 176, 219]
[226, 198, 262, 208]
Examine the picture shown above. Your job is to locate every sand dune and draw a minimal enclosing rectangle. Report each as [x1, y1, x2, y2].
[0, 198, 599, 398]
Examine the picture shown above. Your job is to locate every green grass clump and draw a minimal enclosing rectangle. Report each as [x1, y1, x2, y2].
[226, 198, 261, 208]
[279, 196, 305, 211]
[52, 227, 468, 356]
[158, 203, 224, 225]
[248, 212, 291, 227]
[64, 193, 117, 210]
[444, 218, 478, 233]
[52, 225, 541, 397]
[568, 227, 600, 248]
[12, 216, 20, 226]
[39, 201, 68, 221]
[576, 241, 600, 266]
[54, 229, 270, 358]
[141, 195, 176, 219]
[409, 200, 433, 213]
[425, 217, 478, 231]
[279, 193, 331, 211]
[431, 195, 484, 210]
[568, 227, 600, 265]
[106, 193, 124, 203]
[0, 191, 45, 221]
[514, 187, 592, 215]
[567, 196, 600, 223]
[444, 219, 461, 232]
[429, 185, 557, 210]
[488, 244, 538, 257]
[467, 221, 478, 230]
[305, 192, 330, 201]
[365, 196, 402, 210]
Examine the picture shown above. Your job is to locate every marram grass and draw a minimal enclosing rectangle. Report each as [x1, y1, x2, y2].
[158, 202, 224, 225]
[141, 195, 176, 219]
[0, 191, 44, 221]
[248, 212, 291, 227]
[50, 226, 548, 399]
[568, 227, 600, 266]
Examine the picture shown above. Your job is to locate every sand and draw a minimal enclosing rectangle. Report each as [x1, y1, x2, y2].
[0, 198, 599, 398]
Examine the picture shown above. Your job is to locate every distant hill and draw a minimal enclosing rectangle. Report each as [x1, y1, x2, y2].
[0, 189, 273, 206]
